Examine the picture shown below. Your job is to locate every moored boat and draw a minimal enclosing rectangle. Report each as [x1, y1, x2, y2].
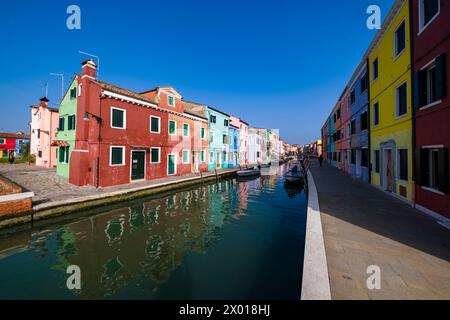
[237, 167, 261, 177]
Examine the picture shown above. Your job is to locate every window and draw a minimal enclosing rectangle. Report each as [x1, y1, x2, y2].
[59, 147, 69, 163]
[182, 150, 190, 164]
[168, 96, 175, 107]
[168, 120, 177, 135]
[111, 108, 125, 129]
[150, 116, 160, 133]
[183, 123, 190, 137]
[78, 84, 82, 97]
[37, 129, 40, 139]
[0, 139, 4, 144]
[419, 0, 440, 31]
[70, 87, 77, 99]
[394, 21, 406, 58]
[224, 119, 229, 127]
[337, 108, 341, 119]
[361, 148, 369, 168]
[350, 89, 356, 104]
[210, 152, 214, 163]
[210, 115, 216, 123]
[38, 151, 42, 158]
[201, 127, 205, 139]
[398, 149, 408, 181]
[415, 54, 446, 108]
[418, 148, 448, 192]
[150, 147, 160, 163]
[396, 82, 408, 116]
[223, 135, 227, 144]
[201, 150, 205, 162]
[59, 117, 65, 131]
[68, 115, 76, 130]
[110, 146, 125, 166]
[351, 149, 356, 165]
[361, 72, 368, 93]
[372, 58, 379, 81]
[374, 150, 380, 173]
[360, 111, 368, 131]
[373, 102, 379, 126]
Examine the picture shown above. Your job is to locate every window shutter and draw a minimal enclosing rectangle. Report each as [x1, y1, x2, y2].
[413, 72, 421, 109]
[435, 53, 447, 101]
[437, 148, 449, 193]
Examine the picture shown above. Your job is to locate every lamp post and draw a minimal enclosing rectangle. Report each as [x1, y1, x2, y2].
[84, 112, 102, 188]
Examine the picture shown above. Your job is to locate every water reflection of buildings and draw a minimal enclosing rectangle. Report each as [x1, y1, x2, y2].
[54, 180, 248, 299]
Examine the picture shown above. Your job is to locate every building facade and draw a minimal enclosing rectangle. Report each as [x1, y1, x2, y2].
[205, 106, 230, 171]
[30, 97, 59, 168]
[369, 0, 413, 201]
[55, 60, 209, 187]
[412, 0, 450, 218]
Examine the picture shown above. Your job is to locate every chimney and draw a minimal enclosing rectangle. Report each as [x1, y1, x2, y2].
[40, 97, 49, 107]
[81, 58, 97, 79]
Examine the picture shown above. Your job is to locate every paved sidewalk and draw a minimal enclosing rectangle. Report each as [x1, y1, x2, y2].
[0, 164, 237, 206]
[310, 160, 450, 299]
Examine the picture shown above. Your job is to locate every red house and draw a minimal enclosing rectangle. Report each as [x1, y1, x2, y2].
[69, 59, 208, 187]
[412, 0, 450, 220]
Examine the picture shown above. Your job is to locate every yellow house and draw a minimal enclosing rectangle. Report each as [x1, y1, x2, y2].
[368, 0, 413, 202]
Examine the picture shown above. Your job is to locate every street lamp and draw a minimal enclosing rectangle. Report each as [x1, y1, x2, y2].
[83, 111, 102, 124]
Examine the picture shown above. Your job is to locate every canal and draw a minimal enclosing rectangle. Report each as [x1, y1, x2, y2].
[0, 163, 307, 299]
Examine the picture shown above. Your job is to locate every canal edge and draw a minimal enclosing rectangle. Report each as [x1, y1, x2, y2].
[301, 170, 331, 300]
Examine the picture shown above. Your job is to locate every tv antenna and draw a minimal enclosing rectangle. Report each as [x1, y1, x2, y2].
[50, 73, 64, 101]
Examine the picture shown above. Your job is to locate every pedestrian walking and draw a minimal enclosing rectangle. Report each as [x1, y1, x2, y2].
[318, 154, 323, 167]
[8, 151, 15, 165]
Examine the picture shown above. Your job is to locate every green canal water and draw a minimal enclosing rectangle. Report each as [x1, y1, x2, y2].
[0, 163, 307, 299]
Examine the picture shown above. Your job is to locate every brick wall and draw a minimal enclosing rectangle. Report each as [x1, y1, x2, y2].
[0, 175, 33, 217]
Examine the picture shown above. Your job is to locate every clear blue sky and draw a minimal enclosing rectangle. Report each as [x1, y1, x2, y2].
[0, 0, 394, 144]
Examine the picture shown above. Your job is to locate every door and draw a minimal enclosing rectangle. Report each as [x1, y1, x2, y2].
[168, 154, 176, 175]
[131, 151, 145, 181]
[385, 150, 393, 192]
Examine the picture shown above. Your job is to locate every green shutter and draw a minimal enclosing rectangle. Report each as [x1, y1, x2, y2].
[183, 151, 188, 163]
[59, 147, 65, 162]
[184, 124, 189, 136]
[112, 109, 124, 128]
[111, 147, 123, 165]
[151, 148, 159, 163]
[151, 117, 159, 132]
[201, 127, 205, 139]
[169, 121, 175, 134]
[436, 53, 447, 101]
[59, 117, 65, 131]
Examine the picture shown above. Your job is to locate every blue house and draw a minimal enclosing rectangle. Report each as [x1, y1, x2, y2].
[228, 125, 239, 168]
[349, 62, 370, 183]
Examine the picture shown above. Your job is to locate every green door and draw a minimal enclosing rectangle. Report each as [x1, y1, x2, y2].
[168, 154, 176, 175]
[131, 151, 145, 180]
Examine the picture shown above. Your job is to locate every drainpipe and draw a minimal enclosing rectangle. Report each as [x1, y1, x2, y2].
[408, 0, 416, 207]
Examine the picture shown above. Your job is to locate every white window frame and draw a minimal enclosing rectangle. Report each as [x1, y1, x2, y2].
[110, 107, 126, 129]
[183, 123, 190, 137]
[167, 153, 177, 175]
[209, 151, 214, 164]
[150, 147, 161, 164]
[109, 146, 126, 167]
[397, 148, 408, 182]
[78, 84, 82, 97]
[395, 81, 408, 118]
[167, 95, 175, 107]
[394, 19, 407, 60]
[149, 115, 161, 134]
[418, 0, 440, 34]
[182, 149, 190, 164]
[168, 120, 177, 135]
[130, 150, 146, 182]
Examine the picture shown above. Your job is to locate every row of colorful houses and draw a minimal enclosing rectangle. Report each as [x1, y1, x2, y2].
[321, 0, 450, 220]
[29, 59, 291, 187]
[0, 132, 30, 159]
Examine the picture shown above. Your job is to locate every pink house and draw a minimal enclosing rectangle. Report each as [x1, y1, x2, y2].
[230, 115, 249, 165]
[30, 97, 59, 168]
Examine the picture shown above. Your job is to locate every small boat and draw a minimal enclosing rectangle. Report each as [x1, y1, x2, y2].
[284, 166, 304, 183]
[237, 167, 260, 177]
[259, 163, 271, 168]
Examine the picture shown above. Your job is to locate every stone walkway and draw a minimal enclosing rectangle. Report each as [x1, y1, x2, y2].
[309, 160, 450, 300]
[0, 164, 237, 205]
